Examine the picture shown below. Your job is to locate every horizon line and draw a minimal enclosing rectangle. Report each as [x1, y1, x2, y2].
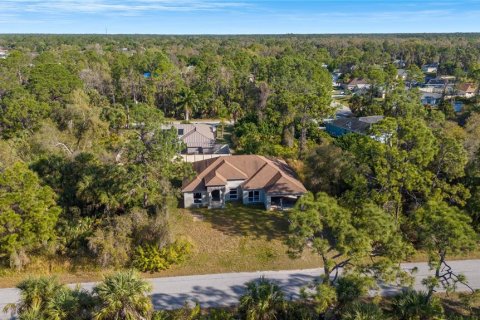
[1, 32, 480, 36]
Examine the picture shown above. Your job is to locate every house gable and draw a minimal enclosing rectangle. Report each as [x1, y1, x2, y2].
[181, 155, 307, 209]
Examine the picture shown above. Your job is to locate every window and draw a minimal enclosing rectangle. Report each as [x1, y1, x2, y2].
[229, 189, 238, 200]
[177, 128, 184, 136]
[248, 190, 260, 202]
[193, 192, 202, 204]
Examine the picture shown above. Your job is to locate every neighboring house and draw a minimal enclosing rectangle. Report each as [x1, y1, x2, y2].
[344, 78, 371, 91]
[163, 123, 230, 161]
[422, 63, 439, 74]
[420, 92, 442, 106]
[182, 155, 307, 210]
[0, 49, 8, 59]
[332, 72, 342, 87]
[457, 83, 477, 98]
[422, 77, 455, 95]
[425, 78, 448, 88]
[325, 116, 384, 137]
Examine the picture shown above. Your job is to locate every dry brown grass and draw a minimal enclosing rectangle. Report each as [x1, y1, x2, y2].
[159, 205, 322, 276]
[0, 205, 322, 288]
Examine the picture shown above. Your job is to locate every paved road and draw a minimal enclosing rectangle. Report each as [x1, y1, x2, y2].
[1, 260, 480, 319]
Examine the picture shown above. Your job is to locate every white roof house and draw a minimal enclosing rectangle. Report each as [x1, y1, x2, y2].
[0, 49, 8, 59]
[162, 123, 230, 162]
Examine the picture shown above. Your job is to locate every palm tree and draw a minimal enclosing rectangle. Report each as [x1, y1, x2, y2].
[4, 277, 95, 320]
[391, 290, 444, 320]
[175, 88, 199, 122]
[3, 276, 65, 319]
[239, 277, 286, 320]
[93, 270, 153, 320]
[46, 287, 95, 320]
[342, 302, 385, 320]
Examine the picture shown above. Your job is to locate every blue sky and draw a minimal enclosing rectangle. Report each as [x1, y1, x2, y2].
[1, 0, 480, 34]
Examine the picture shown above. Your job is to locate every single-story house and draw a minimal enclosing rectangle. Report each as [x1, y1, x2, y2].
[325, 116, 384, 137]
[332, 72, 343, 87]
[420, 92, 443, 106]
[421, 77, 455, 95]
[425, 78, 448, 88]
[422, 63, 439, 74]
[457, 83, 477, 98]
[162, 123, 230, 161]
[182, 155, 307, 210]
[0, 49, 8, 59]
[343, 78, 371, 91]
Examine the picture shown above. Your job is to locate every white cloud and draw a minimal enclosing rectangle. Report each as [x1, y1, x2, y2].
[0, 0, 250, 15]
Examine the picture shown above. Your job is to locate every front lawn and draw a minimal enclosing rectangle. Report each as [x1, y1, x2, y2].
[160, 204, 322, 276]
[0, 205, 321, 287]
[0, 204, 478, 288]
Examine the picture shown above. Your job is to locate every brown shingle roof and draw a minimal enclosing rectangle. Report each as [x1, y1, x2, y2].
[457, 83, 477, 93]
[204, 172, 227, 187]
[182, 155, 307, 195]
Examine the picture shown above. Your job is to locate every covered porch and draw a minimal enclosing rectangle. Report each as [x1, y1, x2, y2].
[266, 194, 302, 211]
[207, 186, 226, 209]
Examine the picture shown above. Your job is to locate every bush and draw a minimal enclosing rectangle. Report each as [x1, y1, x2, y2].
[133, 239, 192, 272]
[239, 278, 286, 320]
[284, 302, 317, 320]
[336, 275, 374, 306]
[4, 276, 94, 320]
[202, 309, 236, 320]
[391, 289, 444, 320]
[152, 302, 201, 320]
[309, 283, 338, 314]
[342, 302, 385, 320]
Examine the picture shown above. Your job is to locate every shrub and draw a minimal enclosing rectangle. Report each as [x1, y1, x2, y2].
[152, 302, 201, 320]
[284, 302, 317, 320]
[309, 283, 338, 314]
[202, 309, 236, 320]
[342, 302, 385, 320]
[336, 275, 374, 306]
[391, 289, 444, 320]
[239, 278, 286, 320]
[4, 276, 94, 320]
[133, 239, 192, 272]
[93, 270, 153, 320]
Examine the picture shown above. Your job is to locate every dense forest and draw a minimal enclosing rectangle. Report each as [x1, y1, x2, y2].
[1, 34, 480, 319]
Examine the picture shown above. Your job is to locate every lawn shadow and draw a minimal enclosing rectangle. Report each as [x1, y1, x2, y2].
[190, 204, 289, 241]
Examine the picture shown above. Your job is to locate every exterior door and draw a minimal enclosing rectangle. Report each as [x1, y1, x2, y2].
[211, 190, 221, 202]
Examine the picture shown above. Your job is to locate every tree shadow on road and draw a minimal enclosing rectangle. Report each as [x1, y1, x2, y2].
[150, 272, 320, 310]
